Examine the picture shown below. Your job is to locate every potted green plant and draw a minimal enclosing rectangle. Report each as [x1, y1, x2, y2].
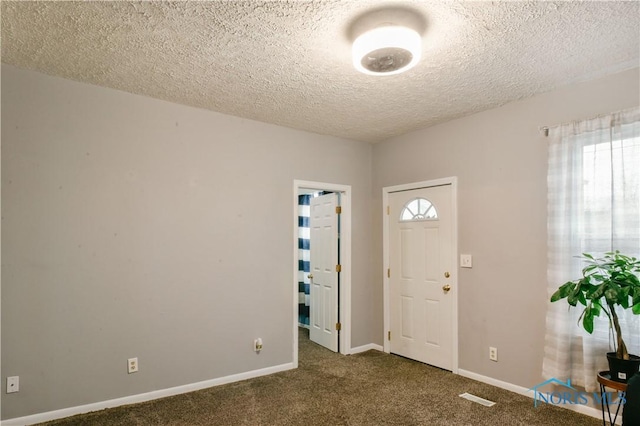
[550, 251, 640, 382]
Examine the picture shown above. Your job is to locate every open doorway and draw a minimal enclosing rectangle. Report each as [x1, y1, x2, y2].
[293, 180, 352, 368]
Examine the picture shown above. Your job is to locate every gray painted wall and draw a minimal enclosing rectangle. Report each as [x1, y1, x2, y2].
[1, 65, 373, 419]
[371, 67, 640, 389]
[3, 63, 639, 420]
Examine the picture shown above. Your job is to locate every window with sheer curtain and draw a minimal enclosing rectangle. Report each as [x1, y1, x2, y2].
[542, 107, 640, 392]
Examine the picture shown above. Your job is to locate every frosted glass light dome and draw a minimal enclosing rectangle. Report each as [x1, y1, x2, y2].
[352, 25, 421, 76]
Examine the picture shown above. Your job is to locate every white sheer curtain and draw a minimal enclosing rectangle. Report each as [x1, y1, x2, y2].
[542, 107, 640, 392]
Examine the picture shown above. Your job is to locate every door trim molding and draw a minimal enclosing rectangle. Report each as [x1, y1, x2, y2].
[293, 180, 352, 367]
[382, 177, 459, 374]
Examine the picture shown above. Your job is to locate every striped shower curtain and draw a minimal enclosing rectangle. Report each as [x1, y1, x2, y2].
[298, 194, 311, 327]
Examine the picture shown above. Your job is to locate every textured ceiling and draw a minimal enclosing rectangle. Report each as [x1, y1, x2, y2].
[2, 1, 639, 143]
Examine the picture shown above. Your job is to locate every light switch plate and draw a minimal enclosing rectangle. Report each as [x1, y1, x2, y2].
[460, 254, 473, 268]
[7, 376, 19, 393]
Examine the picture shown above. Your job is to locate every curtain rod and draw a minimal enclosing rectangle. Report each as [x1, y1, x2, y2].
[539, 106, 639, 138]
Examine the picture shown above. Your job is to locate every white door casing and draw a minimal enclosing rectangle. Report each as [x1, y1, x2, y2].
[384, 179, 458, 372]
[309, 193, 340, 352]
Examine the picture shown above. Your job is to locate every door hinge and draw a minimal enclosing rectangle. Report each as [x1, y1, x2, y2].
[336, 322, 342, 331]
[335, 206, 342, 214]
[387, 205, 390, 215]
[388, 331, 391, 341]
[336, 264, 342, 272]
[387, 268, 390, 278]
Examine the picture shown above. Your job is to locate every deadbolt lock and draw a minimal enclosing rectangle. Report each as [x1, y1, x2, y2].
[444, 272, 450, 278]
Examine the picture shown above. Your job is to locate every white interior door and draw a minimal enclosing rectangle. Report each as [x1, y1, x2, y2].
[388, 185, 453, 369]
[309, 193, 339, 352]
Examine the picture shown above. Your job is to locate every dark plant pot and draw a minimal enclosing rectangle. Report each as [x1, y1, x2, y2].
[607, 352, 640, 383]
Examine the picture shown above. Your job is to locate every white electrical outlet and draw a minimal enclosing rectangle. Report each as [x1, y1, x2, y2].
[6, 376, 19, 393]
[254, 338, 263, 352]
[489, 347, 498, 362]
[128, 357, 139, 374]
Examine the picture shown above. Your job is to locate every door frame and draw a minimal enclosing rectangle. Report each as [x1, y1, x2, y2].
[293, 180, 352, 367]
[382, 177, 459, 373]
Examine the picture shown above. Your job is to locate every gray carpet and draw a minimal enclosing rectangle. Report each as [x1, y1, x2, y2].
[42, 329, 601, 425]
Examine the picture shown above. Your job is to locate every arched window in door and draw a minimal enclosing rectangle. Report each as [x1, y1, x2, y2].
[399, 197, 438, 221]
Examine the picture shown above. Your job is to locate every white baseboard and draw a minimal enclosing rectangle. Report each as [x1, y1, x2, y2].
[2, 362, 295, 426]
[350, 343, 383, 354]
[457, 369, 616, 424]
[458, 369, 531, 396]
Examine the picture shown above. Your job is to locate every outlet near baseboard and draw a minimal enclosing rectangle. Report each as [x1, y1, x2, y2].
[128, 358, 139, 374]
[254, 338, 263, 352]
[489, 347, 498, 362]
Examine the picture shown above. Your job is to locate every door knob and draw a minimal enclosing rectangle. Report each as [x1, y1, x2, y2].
[444, 272, 450, 278]
[308, 274, 313, 279]
[442, 284, 451, 292]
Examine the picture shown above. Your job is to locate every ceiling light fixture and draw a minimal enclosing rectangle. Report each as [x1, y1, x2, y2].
[352, 25, 421, 76]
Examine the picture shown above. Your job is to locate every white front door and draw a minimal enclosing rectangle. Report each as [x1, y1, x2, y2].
[388, 185, 454, 369]
[309, 193, 339, 352]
